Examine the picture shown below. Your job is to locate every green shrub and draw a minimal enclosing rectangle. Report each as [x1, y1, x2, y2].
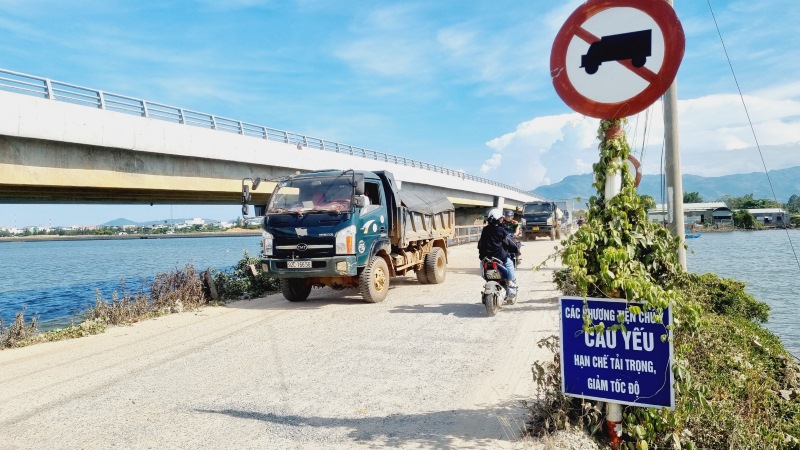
[675, 272, 770, 323]
[211, 251, 279, 300]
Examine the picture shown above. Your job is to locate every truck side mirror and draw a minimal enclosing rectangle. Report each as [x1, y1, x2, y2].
[242, 185, 251, 204]
[353, 195, 366, 208]
[353, 174, 365, 196]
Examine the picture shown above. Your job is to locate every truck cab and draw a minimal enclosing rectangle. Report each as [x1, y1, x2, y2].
[521, 201, 562, 241]
[252, 169, 454, 303]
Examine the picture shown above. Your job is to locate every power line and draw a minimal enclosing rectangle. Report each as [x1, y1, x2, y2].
[706, 0, 800, 273]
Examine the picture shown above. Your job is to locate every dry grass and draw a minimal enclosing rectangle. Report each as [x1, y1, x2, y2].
[87, 264, 209, 326]
[0, 307, 40, 349]
[2, 264, 213, 350]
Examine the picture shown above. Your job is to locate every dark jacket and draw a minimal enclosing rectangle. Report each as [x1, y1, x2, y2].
[478, 223, 519, 261]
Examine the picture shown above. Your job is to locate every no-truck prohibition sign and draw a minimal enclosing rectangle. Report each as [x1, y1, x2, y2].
[551, 0, 685, 119]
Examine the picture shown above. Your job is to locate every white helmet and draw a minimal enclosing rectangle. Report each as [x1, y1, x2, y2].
[486, 208, 502, 225]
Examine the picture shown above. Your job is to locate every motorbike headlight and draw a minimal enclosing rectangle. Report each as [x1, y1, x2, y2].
[335, 225, 356, 255]
[262, 230, 273, 256]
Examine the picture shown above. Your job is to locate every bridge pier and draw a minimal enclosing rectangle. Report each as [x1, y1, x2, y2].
[454, 206, 487, 226]
[493, 196, 505, 208]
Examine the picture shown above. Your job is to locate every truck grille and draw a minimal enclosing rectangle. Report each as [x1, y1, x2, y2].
[273, 239, 335, 258]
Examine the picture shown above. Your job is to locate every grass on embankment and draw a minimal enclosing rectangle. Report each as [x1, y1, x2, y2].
[0, 252, 278, 350]
[528, 271, 800, 449]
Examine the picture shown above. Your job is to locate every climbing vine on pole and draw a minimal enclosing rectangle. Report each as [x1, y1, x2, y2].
[559, 119, 699, 332]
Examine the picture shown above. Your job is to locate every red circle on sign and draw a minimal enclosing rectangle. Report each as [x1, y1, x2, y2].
[627, 155, 642, 187]
[551, 0, 685, 119]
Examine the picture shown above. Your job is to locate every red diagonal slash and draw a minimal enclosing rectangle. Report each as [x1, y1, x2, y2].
[575, 27, 658, 84]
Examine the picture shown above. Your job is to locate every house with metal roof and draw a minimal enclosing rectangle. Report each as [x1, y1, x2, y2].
[747, 208, 790, 228]
[647, 202, 733, 226]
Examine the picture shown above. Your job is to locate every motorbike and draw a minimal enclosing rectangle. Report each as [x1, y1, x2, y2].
[508, 232, 522, 267]
[481, 256, 517, 317]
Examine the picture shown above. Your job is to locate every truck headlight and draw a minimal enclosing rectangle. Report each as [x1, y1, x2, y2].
[521, 218, 526, 226]
[262, 230, 274, 256]
[335, 225, 356, 255]
[546, 218, 553, 225]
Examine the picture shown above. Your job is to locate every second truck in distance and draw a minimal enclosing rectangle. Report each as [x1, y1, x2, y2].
[521, 201, 563, 241]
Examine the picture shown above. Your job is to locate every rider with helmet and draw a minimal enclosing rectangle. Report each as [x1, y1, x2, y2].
[500, 209, 520, 238]
[478, 208, 519, 288]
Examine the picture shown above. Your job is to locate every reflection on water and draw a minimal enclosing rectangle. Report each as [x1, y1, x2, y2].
[686, 229, 800, 357]
[0, 236, 259, 329]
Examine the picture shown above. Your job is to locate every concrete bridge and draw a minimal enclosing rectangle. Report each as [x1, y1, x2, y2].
[0, 68, 544, 224]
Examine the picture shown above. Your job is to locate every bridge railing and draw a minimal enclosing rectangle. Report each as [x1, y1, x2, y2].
[0, 68, 536, 197]
[449, 225, 483, 246]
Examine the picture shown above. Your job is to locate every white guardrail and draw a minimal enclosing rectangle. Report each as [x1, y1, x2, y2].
[0, 67, 534, 197]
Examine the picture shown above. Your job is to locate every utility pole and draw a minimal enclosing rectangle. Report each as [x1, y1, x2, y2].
[664, 0, 687, 270]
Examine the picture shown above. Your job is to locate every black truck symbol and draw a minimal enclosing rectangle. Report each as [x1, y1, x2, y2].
[580, 29, 652, 75]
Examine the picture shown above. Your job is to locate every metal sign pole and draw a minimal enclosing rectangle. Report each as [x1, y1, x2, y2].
[664, 0, 687, 270]
[603, 126, 624, 449]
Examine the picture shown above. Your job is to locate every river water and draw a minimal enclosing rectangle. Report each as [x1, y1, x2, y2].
[0, 235, 259, 329]
[685, 229, 800, 358]
[1, 231, 799, 356]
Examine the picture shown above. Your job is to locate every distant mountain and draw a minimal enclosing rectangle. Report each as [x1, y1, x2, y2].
[533, 166, 800, 205]
[102, 218, 139, 227]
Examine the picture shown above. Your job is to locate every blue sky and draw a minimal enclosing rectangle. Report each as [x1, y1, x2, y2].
[1, 0, 799, 227]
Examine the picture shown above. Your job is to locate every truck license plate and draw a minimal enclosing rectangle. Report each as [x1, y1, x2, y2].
[287, 260, 312, 268]
[532, 226, 539, 231]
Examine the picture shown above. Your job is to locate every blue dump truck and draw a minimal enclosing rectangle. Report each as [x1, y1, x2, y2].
[521, 201, 563, 241]
[243, 169, 455, 303]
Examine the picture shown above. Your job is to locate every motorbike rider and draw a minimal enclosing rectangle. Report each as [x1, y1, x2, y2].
[478, 208, 519, 288]
[500, 209, 520, 238]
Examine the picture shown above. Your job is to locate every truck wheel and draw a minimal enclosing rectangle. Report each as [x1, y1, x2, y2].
[416, 265, 429, 284]
[280, 279, 311, 302]
[360, 256, 389, 303]
[425, 247, 447, 284]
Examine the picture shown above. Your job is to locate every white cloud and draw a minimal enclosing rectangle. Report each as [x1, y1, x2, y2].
[483, 82, 800, 189]
[480, 153, 502, 173]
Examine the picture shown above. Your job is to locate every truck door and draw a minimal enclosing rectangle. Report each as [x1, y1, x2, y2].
[358, 180, 387, 264]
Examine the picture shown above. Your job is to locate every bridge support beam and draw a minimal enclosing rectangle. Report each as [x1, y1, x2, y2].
[454, 206, 487, 226]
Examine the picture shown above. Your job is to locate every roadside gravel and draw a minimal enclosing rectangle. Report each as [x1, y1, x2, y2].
[0, 237, 598, 449]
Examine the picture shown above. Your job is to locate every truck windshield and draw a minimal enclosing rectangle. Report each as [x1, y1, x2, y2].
[267, 177, 354, 214]
[523, 203, 552, 214]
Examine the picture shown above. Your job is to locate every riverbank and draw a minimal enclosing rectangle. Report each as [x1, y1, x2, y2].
[0, 229, 261, 243]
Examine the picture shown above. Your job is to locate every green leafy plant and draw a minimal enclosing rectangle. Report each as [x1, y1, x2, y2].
[211, 251, 279, 300]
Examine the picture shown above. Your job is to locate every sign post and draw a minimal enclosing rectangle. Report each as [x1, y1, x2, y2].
[551, 0, 685, 445]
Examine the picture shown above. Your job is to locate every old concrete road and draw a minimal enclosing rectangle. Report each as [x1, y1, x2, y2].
[0, 238, 566, 450]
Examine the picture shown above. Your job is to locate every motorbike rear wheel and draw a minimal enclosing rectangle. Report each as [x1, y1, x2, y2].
[483, 292, 498, 317]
